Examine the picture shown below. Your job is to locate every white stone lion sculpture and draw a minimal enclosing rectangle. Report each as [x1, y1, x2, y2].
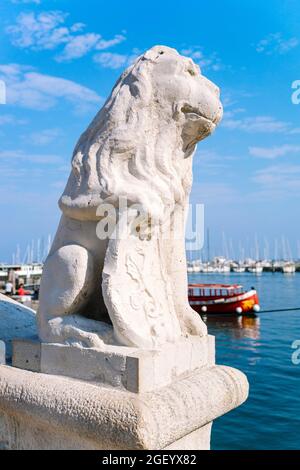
[37, 45, 223, 349]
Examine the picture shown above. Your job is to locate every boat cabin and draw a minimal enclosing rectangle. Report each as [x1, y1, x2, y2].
[188, 284, 244, 299]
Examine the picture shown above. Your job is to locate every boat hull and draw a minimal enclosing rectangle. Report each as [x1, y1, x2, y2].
[189, 289, 259, 315]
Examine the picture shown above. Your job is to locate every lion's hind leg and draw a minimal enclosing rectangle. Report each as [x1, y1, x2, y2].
[37, 244, 112, 348]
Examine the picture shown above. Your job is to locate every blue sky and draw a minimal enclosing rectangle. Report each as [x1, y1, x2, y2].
[0, 0, 300, 262]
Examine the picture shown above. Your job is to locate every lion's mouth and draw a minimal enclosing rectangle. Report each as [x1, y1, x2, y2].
[181, 104, 220, 154]
[181, 104, 218, 126]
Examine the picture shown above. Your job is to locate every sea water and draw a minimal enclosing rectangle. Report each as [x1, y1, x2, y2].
[188, 272, 300, 450]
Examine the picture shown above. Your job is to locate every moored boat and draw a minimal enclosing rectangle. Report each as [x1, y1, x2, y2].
[282, 262, 296, 274]
[188, 283, 260, 316]
[232, 264, 246, 273]
[247, 262, 263, 274]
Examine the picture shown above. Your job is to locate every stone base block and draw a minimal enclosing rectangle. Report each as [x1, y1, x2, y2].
[12, 338, 40, 372]
[12, 335, 215, 393]
[0, 364, 248, 450]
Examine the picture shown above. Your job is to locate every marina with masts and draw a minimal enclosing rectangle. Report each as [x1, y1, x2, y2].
[187, 257, 299, 274]
[0, 235, 52, 291]
[187, 231, 300, 274]
[1, 232, 299, 296]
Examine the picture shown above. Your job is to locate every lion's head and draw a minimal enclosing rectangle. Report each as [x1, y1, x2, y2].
[59, 45, 223, 221]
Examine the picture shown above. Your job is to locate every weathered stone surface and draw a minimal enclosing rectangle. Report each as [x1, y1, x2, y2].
[0, 294, 36, 363]
[12, 335, 215, 393]
[164, 423, 212, 450]
[37, 45, 223, 350]
[0, 364, 248, 450]
[12, 339, 41, 373]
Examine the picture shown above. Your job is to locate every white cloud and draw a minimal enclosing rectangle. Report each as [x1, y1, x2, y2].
[56, 33, 126, 62]
[0, 63, 102, 112]
[256, 33, 299, 55]
[56, 33, 101, 61]
[95, 35, 127, 51]
[0, 115, 14, 125]
[28, 128, 62, 145]
[222, 115, 290, 133]
[249, 144, 300, 159]
[0, 149, 64, 164]
[0, 114, 27, 125]
[93, 51, 137, 69]
[6, 11, 126, 62]
[253, 164, 300, 191]
[181, 46, 225, 71]
[193, 149, 236, 177]
[223, 108, 246, 119]
[221, 89, 257, 110]
[7, 11, 68, 49]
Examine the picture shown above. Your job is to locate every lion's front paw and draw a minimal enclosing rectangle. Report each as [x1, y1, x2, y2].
[181, 308, 207, 337]
[64, 329, 105, 349]
[77, 332, 105, 349]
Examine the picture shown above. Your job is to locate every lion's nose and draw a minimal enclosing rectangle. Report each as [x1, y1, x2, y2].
[201, 76, 223, 123]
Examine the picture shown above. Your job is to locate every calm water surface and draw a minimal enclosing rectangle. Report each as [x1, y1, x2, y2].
[188, 272, 300, 450]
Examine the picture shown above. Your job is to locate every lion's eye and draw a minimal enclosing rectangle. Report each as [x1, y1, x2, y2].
[187, 69, 196, 76]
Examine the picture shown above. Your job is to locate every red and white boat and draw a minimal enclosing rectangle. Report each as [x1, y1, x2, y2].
[188, 283, 260, 315]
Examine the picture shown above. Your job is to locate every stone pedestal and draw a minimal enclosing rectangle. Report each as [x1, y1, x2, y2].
[0, 282, 249, 450]
[0, 362, 248, 450]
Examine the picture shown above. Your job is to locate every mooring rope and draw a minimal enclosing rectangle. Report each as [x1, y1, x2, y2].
[259, 307, 300, 313]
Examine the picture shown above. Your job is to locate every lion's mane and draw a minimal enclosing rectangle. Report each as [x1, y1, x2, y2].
[59, 46, 195, 221]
